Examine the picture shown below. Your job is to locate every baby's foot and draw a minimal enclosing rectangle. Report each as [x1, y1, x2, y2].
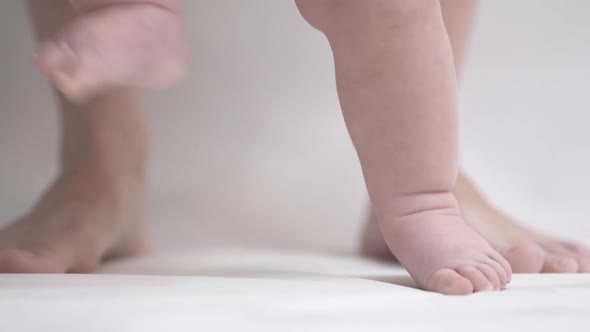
[0, 167, 147, 273]
[37, 3, 189, 104]
[362, 173, 590, 274]
[377, 193, 511, 295]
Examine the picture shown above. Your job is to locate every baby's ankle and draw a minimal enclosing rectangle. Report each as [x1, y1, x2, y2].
[375, 191, 460, 223]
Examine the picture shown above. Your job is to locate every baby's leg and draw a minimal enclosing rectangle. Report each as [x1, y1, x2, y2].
[361, 0, 590, 274]
[297, 0, 511, 294]
[36, 0, 188, 104]
[0, 0, 149, 273]
[362, 0, 478, 260]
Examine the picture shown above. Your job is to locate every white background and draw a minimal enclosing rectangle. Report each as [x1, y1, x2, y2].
[1, 1, 589, 253]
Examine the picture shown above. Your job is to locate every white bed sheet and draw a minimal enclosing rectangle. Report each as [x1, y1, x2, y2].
[2, 250, 589, 332]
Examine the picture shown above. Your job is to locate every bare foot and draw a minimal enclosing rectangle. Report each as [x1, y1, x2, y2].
[378, 193, 511, 295]
[362, 173, 590, 274]
[0, 168, 148, 273]
[37, 3, 189, 104]
[455, 173, 590, 273]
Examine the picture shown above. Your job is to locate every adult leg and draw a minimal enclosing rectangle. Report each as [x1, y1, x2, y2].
[0, 0, 149, 273]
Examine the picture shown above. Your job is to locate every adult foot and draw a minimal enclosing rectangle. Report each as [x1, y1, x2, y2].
[0, 167, 147, 273]
[37, 3, 189, 104]
[454, 173, 590, 273]
[362, 172, 590, 273]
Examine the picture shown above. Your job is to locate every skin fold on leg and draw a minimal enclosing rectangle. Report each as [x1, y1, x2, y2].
[360, 0, 590, 274]
[296, 0, 511, 294]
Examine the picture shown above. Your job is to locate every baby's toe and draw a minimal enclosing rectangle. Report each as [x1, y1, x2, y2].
[488, 251, 512, 285]
[483, 256, 509, 288]
[457, 266, 494, 292]
[425, 268, 473, 295]
[476, 264, 501, 290]
[490, 251, 513, 279]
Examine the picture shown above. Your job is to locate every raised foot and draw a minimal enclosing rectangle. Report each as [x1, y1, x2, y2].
[37, 3, 189, 104]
